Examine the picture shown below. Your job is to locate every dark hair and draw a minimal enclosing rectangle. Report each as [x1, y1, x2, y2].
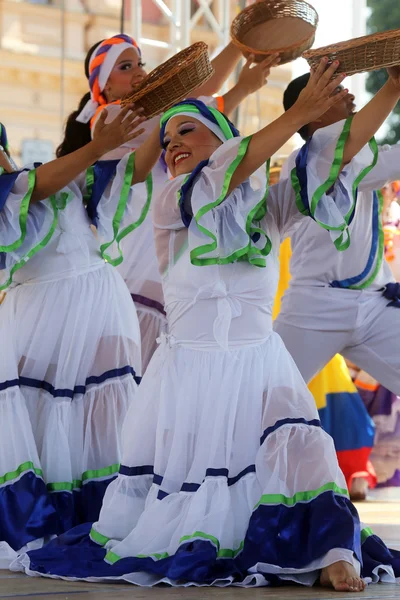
[56, 41, 105, 158]
[283, 73, 311, 140]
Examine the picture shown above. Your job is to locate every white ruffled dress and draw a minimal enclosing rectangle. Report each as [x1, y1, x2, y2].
[0, 154, 148, 565]
[96, 97, 222, 372]
[13, 136, 400, 585]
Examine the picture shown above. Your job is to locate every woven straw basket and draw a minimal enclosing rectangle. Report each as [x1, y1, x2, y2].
[231, 0, 318, 64]
[121, 42, 213, 118]
[303, 28, 400, 76]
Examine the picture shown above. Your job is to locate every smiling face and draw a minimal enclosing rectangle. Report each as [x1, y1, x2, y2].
[104, 48, 147, 102]
[163, 116, 223, 178]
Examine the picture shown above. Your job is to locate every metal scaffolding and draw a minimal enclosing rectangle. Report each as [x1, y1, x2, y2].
[129, 0, 232, 59]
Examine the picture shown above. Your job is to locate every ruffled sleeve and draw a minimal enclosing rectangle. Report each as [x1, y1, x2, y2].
[176, 136, 272, 267]
[291, 117, 378, 251]
[83, 152, 152, 266]
[358, 143, 400, 192]
[0, 168, 58, 290]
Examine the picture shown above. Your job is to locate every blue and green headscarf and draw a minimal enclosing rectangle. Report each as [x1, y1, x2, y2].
[160, 99, 240, 147]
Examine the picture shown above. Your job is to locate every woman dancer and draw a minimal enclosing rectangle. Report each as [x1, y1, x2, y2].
[0, 106, 161, 564]
[15, 61, 400, 590]
[58, 34, 276, 371]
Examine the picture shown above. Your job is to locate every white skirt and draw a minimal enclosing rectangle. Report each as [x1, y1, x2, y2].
[132, 300, 167, 373]
[0, 262, 141, 560]
[15, 331, 393, 586]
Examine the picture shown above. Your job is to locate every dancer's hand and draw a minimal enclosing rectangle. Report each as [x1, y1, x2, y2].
[237, 54, 280, 95]
[92, 105, 146, 155]
[290, 58, 348, 125]
[386, 65, 400, 93]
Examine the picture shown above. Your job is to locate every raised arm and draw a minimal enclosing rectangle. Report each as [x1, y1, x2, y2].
[130, 122, 163, 184]
[227, 59, 348, 194]
[30, 106, 146, 203]
[342, 67, 400, 166]
[191, 42, 242, 97]
[222, 54, 279, 116]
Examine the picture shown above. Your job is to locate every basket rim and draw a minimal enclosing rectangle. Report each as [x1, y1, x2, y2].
[121, 41, 214, 118]
[303, 27, 400, 58]
[230, 0, 319, 56]
[122, 41, 211, 105]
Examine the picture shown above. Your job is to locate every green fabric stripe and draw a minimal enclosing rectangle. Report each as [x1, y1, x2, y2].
[310, 117, 353, 218]
[90, 527, 111, 547]
[0, 191, 59, 291]
[290, 119, 379, 253]
[81, 463, 120, 483]
[83, 165, 95, 207]
[349, 188, 384, 290]
[112, 171, 153, 256]
[101, 481, 347, 564]
[189, 136, 272, 268]
[99, 152, 135, 266]
[0, 462, 43, 486]
[254, 481, 349, 510]
[0, 461, 120, 492]
[361, 527, 374, 543]
[160, 105, 234, 141]
[46, 463, 120, 492]
[105, 550, 121, 564]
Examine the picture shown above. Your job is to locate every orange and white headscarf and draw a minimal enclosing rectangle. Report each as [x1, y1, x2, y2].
[76, 34, 141, 124]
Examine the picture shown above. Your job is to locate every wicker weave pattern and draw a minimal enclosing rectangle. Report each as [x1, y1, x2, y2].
[303, 28, 400, 76]
[231, 0, 318, 64]
[121, 42, 214, 118]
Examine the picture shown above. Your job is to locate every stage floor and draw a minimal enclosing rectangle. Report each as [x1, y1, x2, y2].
[1, 501, 399, 600]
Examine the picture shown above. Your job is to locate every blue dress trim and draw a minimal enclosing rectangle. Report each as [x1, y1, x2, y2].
[0, 366, 141, 399]
[22, 491, 371, 583]
[85, 160, 119, 227]
[330, 191, 379, 288]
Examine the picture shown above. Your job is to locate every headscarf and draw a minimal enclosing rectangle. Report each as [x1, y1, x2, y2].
[77, 34, 142, 124]
[160, 99, 240, 147]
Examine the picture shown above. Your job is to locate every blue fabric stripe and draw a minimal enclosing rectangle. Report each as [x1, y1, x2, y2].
[119, 465, 154, 477]
[24, 490, 367, 582]
[0, 170, 26, 212]
[153, 474, 163, 486]
[178, 159, 209, 227]
[0, 122, 9, 151]
[260, 418, 321, 446]
[361, 533, 400, 579]
[318, 391, 375, 452]
[0, 366, 140, 399]
[295, 140, 312, 216]
[331, 191, 379, 288]
[0, 471, 60, 552]
[85, 160, 119, 227]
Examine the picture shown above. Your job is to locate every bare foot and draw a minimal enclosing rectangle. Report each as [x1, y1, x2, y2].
[320, 561, 366, 592]
[350, 477, 368, 502]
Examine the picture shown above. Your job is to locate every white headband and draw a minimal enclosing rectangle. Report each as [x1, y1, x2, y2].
[76, 42, 140, 124]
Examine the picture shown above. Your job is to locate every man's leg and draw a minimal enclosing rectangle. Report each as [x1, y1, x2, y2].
[343, 297, 400, 395]
[274, 319, 348, 383]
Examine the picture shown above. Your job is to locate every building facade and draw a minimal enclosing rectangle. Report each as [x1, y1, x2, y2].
[1, 0, 367, 164]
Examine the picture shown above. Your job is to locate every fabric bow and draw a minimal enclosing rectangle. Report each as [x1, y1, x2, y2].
[382, 282, 400, 308]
